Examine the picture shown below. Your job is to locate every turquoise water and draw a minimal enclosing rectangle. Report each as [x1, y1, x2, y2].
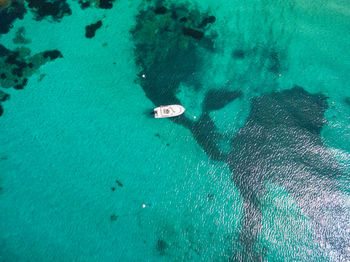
[0, 0, 350, 261]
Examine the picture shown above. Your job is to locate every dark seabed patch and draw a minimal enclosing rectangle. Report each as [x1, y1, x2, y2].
[232, 49, 245, 59]
[98, 0, 115, 9]
[43, 50, 63, 60]
[115, 179, 123, 187]
[0, 1, 27, 35]
[25, 0, 71, 21]
[76, 0, 118, 10]
[345, 97, 350, 106]
[202, 89, 242, 111]
[0, 44, 63, 116]
[110, 214, 118, 221]
[228, 87, 349, 260]
[85, 20, 102, 38]
[131, 1, 217, 106]
[0, 90, 10, 116]
[77, 0, 90, 9]
[13, 26, 31, 44]
[131, 1, 350, 260]
[156, 239, 168, 255]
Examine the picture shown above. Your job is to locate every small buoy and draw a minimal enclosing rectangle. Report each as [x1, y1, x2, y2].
[193, 116, 196, 119]
[142, 204, 146, 208]
[278, 74, 282, 77]
[142, 74, 146, 78]
[331, 101, 334, 104]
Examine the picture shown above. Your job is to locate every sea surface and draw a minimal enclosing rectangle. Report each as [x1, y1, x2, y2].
[0, 0, 349, 261]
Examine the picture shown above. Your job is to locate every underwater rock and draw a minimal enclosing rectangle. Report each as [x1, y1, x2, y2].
[115, 179, 123, 187]
[207, 193, 215, 201]
[232, 49, 245, 59]
[110, 214, 118, 221]
[43, 50, 63, 60]
[0, 1, 27, 34]
[0, 87, 7, 115]
[77, 0, 90, 9]
[131, 1, 216, 107]
[0, 45, 10, 57]
[156, 239, 168, 254]
[198, 15, 216, 28]
[75, 0, 117, 10]
[179, 17, 187, 23]
[85, 20, 102, 38]
[25, 0, 72, 21]
[154, 6, 167, 15]
[182, 27, 204, 40]
[0, 45, 63, 116]
[98, 0, 114, 9]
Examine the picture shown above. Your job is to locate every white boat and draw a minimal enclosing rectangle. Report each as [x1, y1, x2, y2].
[154, 105, 185, 118]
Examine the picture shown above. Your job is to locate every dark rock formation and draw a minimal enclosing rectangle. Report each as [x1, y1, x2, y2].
[198, 15, 216, 28]
[25, 0, 72, 21]
[110, 214, 118, 221]
[0, 1, 27, 35]
[85, 20, 102, 38]
[154, 6, 167, 15]
[232, 49, 245, 59]
[115, 179, 123, 187]
[156, 239, 168, 255]
[77, 0, 90, 9]
[43, 50, 63, 60]
[0, 45, 63, 117]
[98, 0, 114, 9]
[182, 27, 204, 40]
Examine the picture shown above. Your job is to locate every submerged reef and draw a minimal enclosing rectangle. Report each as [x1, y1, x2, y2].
[132, 1, 349, 260]
[1, 0, 72, 35]
[77, 0, 90, 9]
[156, 239, 168, 255]
[0, 89, 10, 116]
[131, 0, 217, 107]
[76, 0, 118, 10]
[26, 0, 72, 21]
[0, 44, 63, 116]
[0, 0, 26, 35]
[85, 20, 102, 38]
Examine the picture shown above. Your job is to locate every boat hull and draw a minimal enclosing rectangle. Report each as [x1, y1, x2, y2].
[154, 105, 185, 118]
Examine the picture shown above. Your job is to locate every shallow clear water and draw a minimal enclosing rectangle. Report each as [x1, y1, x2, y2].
[0, 0, 349, 261]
